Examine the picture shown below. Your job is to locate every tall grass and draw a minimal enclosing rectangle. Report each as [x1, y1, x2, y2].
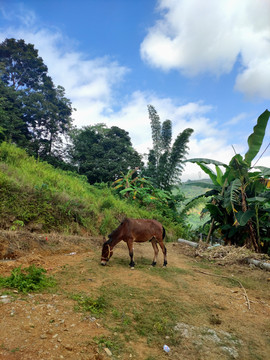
[0, 142, 185, 238]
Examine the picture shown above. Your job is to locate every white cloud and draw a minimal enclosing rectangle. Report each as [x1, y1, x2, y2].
[141, 0, 270, 99]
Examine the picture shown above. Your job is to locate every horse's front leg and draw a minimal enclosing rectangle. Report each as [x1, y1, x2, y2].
[126, 240, 135, 269]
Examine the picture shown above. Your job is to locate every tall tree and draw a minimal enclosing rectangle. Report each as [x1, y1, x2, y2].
[145, 105, 193, 191]
[70, 124, 143, 184]
[0, 79, 29, 146]
[0, 38, 73, 163]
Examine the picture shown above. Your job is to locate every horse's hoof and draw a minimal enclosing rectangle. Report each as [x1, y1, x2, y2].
[130, 267, 135, 270]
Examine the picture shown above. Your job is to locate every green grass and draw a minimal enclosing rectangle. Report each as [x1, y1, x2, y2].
[70, 292, 107, 315]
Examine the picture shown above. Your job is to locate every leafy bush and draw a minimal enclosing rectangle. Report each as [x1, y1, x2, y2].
[0, 265, 56, 293]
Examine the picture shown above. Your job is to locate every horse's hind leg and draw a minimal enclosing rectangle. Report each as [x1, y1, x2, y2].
[158, 241, 167, 267]
[150, 238, 159, 266]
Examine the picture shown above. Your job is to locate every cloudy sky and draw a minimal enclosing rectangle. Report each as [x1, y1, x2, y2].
[1, 0, 270, 180]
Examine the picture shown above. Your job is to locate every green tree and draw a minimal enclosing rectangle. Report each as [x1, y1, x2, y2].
[0, 38, 73, 163]
[0, 79, 29, 146]
[70, 124, 143, 184]
[144, 105, 193, 191]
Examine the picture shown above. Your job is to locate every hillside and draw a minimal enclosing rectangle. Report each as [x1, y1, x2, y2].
[0, 142, 184, 240]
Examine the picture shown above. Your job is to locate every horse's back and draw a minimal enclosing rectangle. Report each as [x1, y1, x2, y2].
[123, 218, 164, 243]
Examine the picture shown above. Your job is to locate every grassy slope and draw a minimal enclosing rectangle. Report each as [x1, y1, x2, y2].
[0, 142, 184, 239]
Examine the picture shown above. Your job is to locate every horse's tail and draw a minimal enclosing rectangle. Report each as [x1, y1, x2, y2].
[162, 226, 166, 240]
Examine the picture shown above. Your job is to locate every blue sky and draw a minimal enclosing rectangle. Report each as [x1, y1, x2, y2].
[1, 0, 270, 180]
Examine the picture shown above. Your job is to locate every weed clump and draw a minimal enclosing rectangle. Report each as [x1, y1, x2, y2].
[70, 293, 106, 315]
[0, 265, 56, 293]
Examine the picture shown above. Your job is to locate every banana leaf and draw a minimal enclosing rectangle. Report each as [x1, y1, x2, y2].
[215, 165, 224, 186]
[235, 210, 255, 226]
[253, 166, 270, 177]
[244, 109, 270, 166]
[119, 188, 133, 195]
[186, 158, 227, 167]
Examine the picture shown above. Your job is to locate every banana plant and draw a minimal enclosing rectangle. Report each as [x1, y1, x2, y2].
[185, 110, 270, 252]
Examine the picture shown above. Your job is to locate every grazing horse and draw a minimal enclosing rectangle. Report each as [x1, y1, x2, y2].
[101, 218, 167, 268]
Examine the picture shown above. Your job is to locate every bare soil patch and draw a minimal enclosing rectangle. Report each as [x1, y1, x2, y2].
[0, 231, 270, 359]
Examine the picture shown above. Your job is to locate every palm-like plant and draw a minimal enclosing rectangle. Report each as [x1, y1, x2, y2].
[145, 105, 193, 191]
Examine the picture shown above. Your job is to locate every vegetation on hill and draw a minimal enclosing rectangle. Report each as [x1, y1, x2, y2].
[0, 38, 196, 243]
[0, 142, 186, 239]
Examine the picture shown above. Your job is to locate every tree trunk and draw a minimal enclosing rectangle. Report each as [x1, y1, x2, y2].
[241, 185, 260, 252]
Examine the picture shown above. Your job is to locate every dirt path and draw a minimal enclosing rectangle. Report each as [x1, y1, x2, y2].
[0, 232, 270, 359]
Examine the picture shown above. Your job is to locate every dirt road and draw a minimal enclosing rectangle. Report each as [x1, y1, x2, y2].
[0, 231, 269, 359]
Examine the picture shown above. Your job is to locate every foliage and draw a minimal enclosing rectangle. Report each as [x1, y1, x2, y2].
[0, 142, 185, 239]
[0, 265, 56, 293]
[185, 110, 270, 253]
[144, 105, 193, 191]
[69, 124, 143, 184]
[112, 168, 186, 222]
[0, 38, 73, 164]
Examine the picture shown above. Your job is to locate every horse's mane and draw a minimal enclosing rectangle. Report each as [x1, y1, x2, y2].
[108, 219, 127, 241]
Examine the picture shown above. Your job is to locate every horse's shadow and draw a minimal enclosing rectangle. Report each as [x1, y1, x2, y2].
[108, 256, 161, 269]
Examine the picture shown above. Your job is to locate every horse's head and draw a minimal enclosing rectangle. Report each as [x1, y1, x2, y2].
[101, 238, 113, 266]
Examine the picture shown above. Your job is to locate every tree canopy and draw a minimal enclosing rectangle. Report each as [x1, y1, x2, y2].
[70, 124, 143, 184]
[0, 38, 73, 164]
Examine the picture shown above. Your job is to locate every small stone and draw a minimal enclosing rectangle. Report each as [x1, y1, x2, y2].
[0, 296, 11, 304]
[64, 344, 73, 351]
[104, 347, 112, 356]
[40, 334, 47, 339]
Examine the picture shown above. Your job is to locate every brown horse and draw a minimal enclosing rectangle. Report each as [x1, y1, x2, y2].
[101, 218, 167, 268]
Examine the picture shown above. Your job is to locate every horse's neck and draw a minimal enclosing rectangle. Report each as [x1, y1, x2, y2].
[109, 235, 122, 248]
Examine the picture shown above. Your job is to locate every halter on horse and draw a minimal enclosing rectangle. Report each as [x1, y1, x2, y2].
[101, 218, 167, 268]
